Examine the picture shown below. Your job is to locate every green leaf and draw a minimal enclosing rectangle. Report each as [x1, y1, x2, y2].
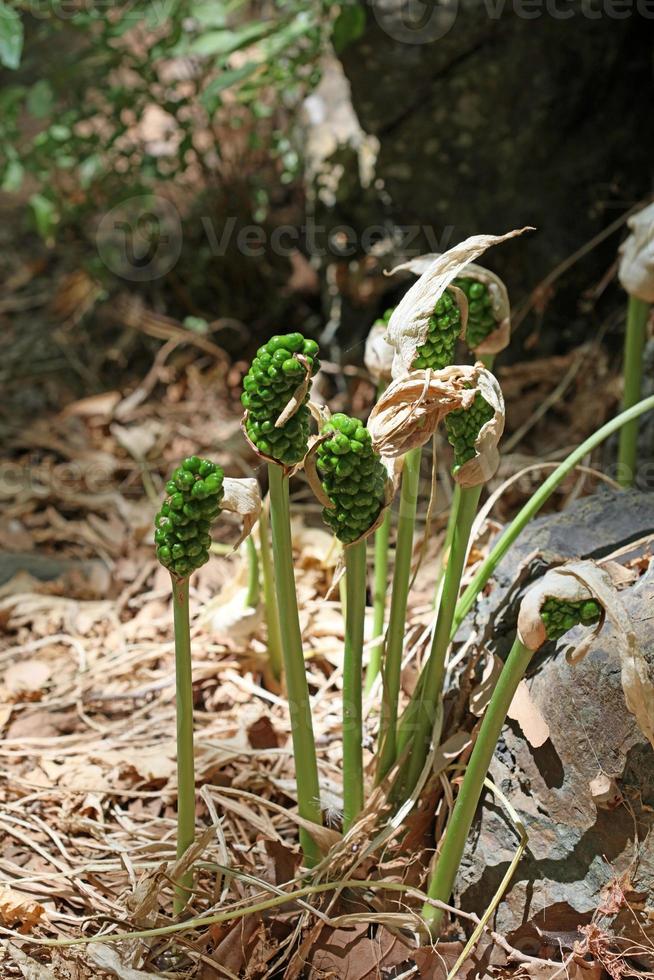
[29, 193, 58, 244]
[0, 1, 23, 70]
[201, 62, 258, 112]
[26, 80, 54, 119]
[183, 20, 276, 58]
[2, 157, 23, 192]
[332, 3, 366, 54]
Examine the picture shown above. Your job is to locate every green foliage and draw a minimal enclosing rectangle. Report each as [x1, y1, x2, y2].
[331, 3, 366, 53]
[1, 0, 333, 239]
[0, 1, 22, 69]
[455, 277, 498, 349]
[412, 290, 462, 370]
[540, 597, 602, 641]
[154, 457, 224, 578]
[242, 333, 320, 466]
[316, 414, 386, 544]
[445, 391, 494, 472]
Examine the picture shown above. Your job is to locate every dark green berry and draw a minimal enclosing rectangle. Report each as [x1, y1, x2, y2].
[154, 457, 224, 578]
[316, 414, 386, 544]
[412, 287, 462, 370]
[242, 332, 320, 465]
[540, 597, 602, 642]
[445, 390, 495, 474]
[454, 276, 498, 350]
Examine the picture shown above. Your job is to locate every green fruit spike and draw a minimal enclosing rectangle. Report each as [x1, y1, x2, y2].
[412, 288, 462, 370]
[539, 596, 602, 642]
[155, 457, 224, 578]
[316, 414, 386, 544]
[242, 332, 320, 466]
[445, 390, 494, 473]
[453, 276, 499, 350]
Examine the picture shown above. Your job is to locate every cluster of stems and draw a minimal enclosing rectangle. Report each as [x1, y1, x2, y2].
[156, 246, 654, 931]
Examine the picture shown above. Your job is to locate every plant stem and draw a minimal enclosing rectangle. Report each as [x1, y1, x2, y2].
[393, 484, 482, 802]
[343, 539, 367, 830]
[365, 380, 392, 695]
[258, 500, 283, 681]
[617, 295, 650, 487]
[433, 484, 461, 608]
[452, 394, 654, 636]
[365, 506, 391, 694]
[422, 636, 532, 935]
[171, 574, 195, 916]
[267, 464, 322, 864]
[375, 446, 421, 782]
[245, 534, 260, 608]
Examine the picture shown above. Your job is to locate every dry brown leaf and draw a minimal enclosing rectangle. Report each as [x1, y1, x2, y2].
[385, 228, 532, 378]
[87, 945, 158, 979]
[364, 322, 394, 385]
[507, 679, 550, 748]
[61, 391, 121, 418]
[589, 772, 623, 809]
[0, 887, 46, 932]
[4, 659, 52, 697]
[618, 200, 654, 302]
[221, 476, 262, 549]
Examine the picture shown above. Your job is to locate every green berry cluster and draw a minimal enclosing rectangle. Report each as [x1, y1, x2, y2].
[241, 333, 320, 466]
[411, 289, 462, 370]
[454, 277, 497, 350]
[154, 457, 224, 578]
[445, 391, 495, 472]
[540, 597, 602, 642]
[316, 414, 386, 544]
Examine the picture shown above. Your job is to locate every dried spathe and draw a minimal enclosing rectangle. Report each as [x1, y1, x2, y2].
[385, 228, 532, 378]
[368, 363, 505, 486]
[364, 321, 394, 386]
[517, 560, 653, 747]
[618, 201, 654, 303]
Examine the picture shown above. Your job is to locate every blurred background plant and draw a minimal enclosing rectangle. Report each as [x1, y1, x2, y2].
[0, 0, 366, 237]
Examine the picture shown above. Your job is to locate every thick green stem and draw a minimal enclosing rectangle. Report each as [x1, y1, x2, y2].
[394, 484, 482, 802]
[343, 539, 367, 830]
[433, 484, 461, 608]
[423, 636, 533, 935]
[171, 574, 195, 916]
[365, 506, 391, 694]
[258, 500, 283, 681]
[452, 394, 654, 636]
[617, 295, 650, 487]
[267, 464, 322, 864]
[376, 446, 421, 782]
[245, 534, 260, 608]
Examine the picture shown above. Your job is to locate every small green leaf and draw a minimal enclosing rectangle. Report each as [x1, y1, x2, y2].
[0, 1, 23, 70]
[26, 80, 54, 119]
[184, 20, 275, 57]
[29, 193, 58, 244]
[201, 62, 258, 112]
[2, 157, 23, 192]
[332, 4, 366, 54]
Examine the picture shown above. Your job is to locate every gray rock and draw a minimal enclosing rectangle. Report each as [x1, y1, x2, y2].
[315, 5, 652, 347]
[454, 489, 654, 941]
